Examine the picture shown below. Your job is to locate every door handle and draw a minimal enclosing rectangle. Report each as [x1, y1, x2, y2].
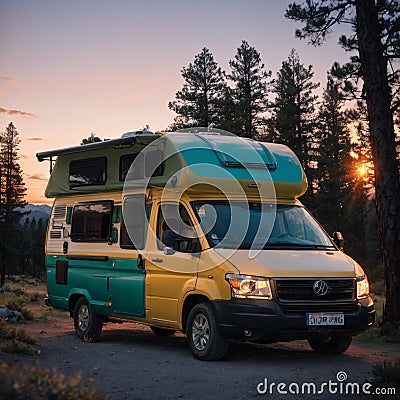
[137, 254, 144, 270]
[152, 258, 163, 263]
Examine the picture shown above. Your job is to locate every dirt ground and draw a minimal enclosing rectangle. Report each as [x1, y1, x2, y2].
[1, 302, 400, 400]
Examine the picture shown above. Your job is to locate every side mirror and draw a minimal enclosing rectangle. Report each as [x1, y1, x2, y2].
[333, 231, 344, 251]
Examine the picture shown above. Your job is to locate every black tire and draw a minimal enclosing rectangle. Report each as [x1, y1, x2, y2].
[73, 297, 103, 342]
[186, 302, 229, 361]
[308, 336, 352, 354]
[150, 326, 176, 336]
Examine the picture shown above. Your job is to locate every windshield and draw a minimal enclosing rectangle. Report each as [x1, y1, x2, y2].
[192, 201, 335, 250]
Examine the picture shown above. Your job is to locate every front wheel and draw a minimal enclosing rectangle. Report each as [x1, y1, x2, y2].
[186, 303, 229, 361]
[308, 336, 352, 354]
[73, 297, 103, 342]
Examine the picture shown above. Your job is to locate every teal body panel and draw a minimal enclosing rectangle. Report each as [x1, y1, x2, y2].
[46, 255, 145, 318]
[172, 134, 303, 183]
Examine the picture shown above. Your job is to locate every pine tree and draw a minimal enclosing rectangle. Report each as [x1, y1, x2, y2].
[314, 74, 352, 234]
[286, 0, 400, 325]
[168, 48, 227, 128]
[349, 103, 381, 273]
[228, 40, 271, 138]
[0, 122, 27, 286]
[81, 132, 102, 145]
[267, 49, 319, 210]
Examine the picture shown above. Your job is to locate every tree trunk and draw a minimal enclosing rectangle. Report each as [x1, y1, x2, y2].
[0, 243, 5, 287]
[356, 0, 400, 324]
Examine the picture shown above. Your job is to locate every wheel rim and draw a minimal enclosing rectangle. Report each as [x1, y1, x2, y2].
[78, 304, 89, 332]
[192, 313, 210, 351]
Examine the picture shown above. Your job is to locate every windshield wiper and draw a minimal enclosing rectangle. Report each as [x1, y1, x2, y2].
[265, 242, 335, 250]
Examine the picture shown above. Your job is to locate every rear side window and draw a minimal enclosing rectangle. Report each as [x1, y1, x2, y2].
[120, 150, 164, 181]
[71, 201, 113, 242]
[69, 157, 106, 187]
[120, 154, 138, 181]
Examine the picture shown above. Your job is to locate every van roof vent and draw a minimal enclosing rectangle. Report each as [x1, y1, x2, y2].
[121, 130, 155, 138]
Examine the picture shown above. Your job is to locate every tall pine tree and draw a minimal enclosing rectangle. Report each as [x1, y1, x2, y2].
[267, 49, 319, 210]
[228, 40, 270, 138]
[0, 122, 27, 286]
[314, 74, 354, 243]
[168, 48, 226, 128]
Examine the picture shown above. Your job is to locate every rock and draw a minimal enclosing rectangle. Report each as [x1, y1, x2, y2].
[0, 305, 8, 318]
[0, 305, 25, 323]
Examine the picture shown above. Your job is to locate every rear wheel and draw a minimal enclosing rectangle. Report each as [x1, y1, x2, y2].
[308, 336, 352, 354]
[186, 302, 229, 361]
[150, 326, 176, 336]
[73, 297, 103, 342]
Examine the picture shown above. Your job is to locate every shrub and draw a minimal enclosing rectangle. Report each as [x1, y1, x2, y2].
[0, 319, 37, 355]
[0, 340, 36, 355]
[371, 362, 400, 391]
[0, 363, 107, 400]
[30, 292, 42, 302]
[360, 323, 400, 344]
[0, 284, 12, 293]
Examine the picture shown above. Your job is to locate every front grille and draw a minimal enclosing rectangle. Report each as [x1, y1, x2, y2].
[281, 303, 359, 316]
[275, 279, 355, 301]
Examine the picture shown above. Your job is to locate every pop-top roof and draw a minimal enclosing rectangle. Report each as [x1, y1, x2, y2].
[36, 130, 307, 199]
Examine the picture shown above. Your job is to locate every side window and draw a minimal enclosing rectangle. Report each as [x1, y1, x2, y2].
[120, 154, 138, 181]
[70, 201, 113, 242]
[69, 157, 106, 187]
[120, 194, 150, 250]
[120, 150, 164, 182]
[156, 204, 195, 252]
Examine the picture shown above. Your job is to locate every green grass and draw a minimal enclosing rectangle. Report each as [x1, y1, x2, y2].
[357, 292, 400, 343]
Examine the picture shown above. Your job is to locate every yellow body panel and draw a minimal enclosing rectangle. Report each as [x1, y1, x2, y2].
[46, 188, 363, 332]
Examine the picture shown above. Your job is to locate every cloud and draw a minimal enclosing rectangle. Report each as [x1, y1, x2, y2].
[0, 107, 38, 119]
[0, 76, 17, 84]
[26, 137, 43, 141]
[27, 174, 47, 181]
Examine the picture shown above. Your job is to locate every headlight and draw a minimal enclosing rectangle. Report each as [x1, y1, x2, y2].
[356, 275, 370, 299]
[226, 274, 272, 300]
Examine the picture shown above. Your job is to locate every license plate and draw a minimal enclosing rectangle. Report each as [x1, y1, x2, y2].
[306, 312, 344, 326]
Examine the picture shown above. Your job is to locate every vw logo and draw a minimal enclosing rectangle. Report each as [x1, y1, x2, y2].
[313, 280, 329, 296]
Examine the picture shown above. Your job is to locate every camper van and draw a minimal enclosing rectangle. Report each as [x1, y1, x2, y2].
[37, 129, 375, 361]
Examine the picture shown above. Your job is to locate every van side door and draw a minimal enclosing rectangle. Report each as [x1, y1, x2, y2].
[108, 194, 150, 317]
[146, 202, 199, 327]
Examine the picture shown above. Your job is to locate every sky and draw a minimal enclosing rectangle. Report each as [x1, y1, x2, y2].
[0, 0, 353, 204]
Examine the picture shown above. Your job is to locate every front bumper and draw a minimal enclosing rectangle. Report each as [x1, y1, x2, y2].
[212, 297, 375, 342]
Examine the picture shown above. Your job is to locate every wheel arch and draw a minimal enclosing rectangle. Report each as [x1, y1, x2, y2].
[181, 293, 211, 333]
[68, 289, 91, 312]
